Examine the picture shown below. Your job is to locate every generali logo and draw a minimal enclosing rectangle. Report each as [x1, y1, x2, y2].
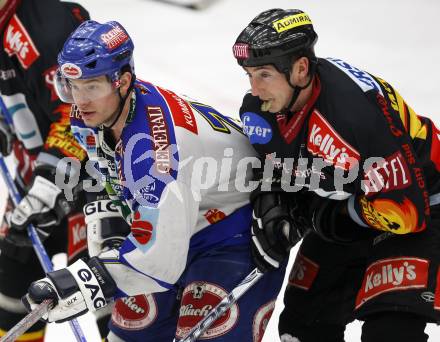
[307, 110, 360, 170]
[355, 257, 428, 309]
[4, 14, 40, 69]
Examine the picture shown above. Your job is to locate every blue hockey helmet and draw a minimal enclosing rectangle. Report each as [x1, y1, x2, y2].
[55, 20, 135, 103]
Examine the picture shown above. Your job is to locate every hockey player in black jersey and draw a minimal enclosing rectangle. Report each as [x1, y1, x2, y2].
[233, 8, 440, 342]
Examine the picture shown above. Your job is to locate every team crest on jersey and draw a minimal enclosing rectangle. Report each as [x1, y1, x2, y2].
[359, 196, 424, 234]
[112, 294, 158, 330]
[252, 300, 275, 342]
[241, 112, 273, 144]
[176, 282, 239, 339]
[4, 14, 40, 69]
[307, 110, 360, 170]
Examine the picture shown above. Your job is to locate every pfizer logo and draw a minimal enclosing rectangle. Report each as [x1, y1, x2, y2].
[241, 112, 272, 144]
[61, 63, 82, 79]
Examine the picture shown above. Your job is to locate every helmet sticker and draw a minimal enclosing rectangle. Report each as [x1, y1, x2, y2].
[232, 43, 249, 59]
[272, 13, 312, 33]
[61, 63, 82, 78]
[100, 25, 129, 50]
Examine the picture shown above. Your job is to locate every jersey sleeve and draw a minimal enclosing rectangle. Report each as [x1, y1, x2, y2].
[347, 81, 430, 234]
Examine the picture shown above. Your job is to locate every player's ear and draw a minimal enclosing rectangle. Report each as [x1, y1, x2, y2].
[119, 71, 132, 95]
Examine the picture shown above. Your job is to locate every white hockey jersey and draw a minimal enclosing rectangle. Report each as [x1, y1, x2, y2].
[70, 80, 257, 297]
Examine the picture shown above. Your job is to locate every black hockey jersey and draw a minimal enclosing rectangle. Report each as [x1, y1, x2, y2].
[0, 0, 88, 183]
[240, 57, 440, 234]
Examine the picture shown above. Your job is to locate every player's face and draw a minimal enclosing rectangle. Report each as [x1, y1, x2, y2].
[70, 76, 121, 127]
[244, 65, 293, 113]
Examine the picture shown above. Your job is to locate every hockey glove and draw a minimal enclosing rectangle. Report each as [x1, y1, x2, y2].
[22, 257, 116, 323]
[291, 192, 378, 243]
[0, 116, 14, 156]
[251, 190, 305, 273]
[6, 174, 72, 246]
[84, 199, 131, 257]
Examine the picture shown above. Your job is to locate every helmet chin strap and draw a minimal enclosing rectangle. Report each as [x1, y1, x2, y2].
[285, 73, 313, 112]
[284, 57, 317, 112]
[105, 81, 134, 130]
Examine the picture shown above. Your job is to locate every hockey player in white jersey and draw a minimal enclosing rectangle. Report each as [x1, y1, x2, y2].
[19, 20, 287, 341]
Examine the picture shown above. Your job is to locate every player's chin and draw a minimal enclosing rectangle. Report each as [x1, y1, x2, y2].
[82, 117, 100, 128]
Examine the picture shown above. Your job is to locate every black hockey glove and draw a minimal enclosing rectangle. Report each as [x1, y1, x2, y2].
[0, 115, 15, 156]
[22, 257, 116, 323]
[250, 188, 305, 273]
[291, 192, 378, 243]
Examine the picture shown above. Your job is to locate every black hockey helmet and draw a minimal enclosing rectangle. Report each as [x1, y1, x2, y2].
[232, 8, 318, 74]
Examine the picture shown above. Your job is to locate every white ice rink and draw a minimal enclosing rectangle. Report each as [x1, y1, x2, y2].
[2, 0, 440, 340]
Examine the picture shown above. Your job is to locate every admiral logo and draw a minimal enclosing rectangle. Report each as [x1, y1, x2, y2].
[176, 282, 239, 339]
[272, 13, 312, 33]
[355, 257, 428, 309]
[307, 111, 360, 170]
[147, 106, 171, 174]
[112, 294, 158, 330]
[4, 15, 40, 69]
[61, 63, 82, 79]
[232, 43, 249, 59]
[101, 25, 128, 50]
[363, 151, 411, 196]
[242, 112, 272, 144]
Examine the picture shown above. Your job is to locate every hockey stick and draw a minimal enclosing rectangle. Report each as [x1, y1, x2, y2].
[0, 300, 52, 342]
[176, 268, 264, 342]
[0, 96, 88, 342]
